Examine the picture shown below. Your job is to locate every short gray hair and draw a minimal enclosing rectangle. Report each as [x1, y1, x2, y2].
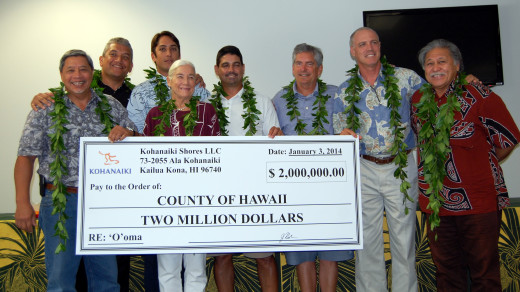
[168, 59, 196, 77]
[59, 49, 94, 72]
[102, 37, 133, 61]
[349, 27, 379, 60]
[418, 39, 464, 71]
[292, 43, 323, 67]
[349, 27, 378, 47]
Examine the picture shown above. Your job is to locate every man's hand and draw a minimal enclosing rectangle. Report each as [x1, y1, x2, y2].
[339, 128, 362, 139]
[195, 74, 206, 88]
[267, 127, 284, 138]
[14, 155, 37, 233]
[31, 92, 55, 111]
[465, 74, 482, 85]
[15, 202, 36, 233]
[496, 145, 517, 162]
[108, 125, 134, 142]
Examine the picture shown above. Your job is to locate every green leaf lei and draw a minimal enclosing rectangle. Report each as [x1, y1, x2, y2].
[343, 56, 413, 213]
[144, 67, 169, 106]
[92, 69, 134, 90]
[209, 81, 230, 136]
[152, 96, 200, 137]
[144, 67, 201, 136]
[48, 81, 114, 254]
[414, 72, 466, 233]
[210, 76, 261, 136]
[280, 78, 330, 135]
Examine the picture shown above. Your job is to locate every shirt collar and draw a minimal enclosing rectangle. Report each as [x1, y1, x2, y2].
[99, 78, 128, 93]
[226, 87, 244, 100]
[64, 88, 99, 109]
[443, 74, 460, 97]
[292, 82, 319, 97]
[356, 65, 385, 87]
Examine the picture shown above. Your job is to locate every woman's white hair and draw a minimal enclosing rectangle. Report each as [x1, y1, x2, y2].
[168, 59, 196, 77]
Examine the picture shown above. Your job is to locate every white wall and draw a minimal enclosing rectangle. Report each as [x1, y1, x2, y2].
[1, 0, 519, 213]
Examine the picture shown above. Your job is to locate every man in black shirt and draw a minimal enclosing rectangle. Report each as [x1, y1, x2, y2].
[96, 37, 134, 107]
[31, 37, 134, 109]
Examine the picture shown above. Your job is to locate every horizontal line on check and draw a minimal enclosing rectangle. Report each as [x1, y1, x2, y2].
[89, 222, 354, 229]
[89, 203, 352, 209]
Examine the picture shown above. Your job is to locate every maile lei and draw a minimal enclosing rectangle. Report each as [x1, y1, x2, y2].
[343, 56, 413, 213]
[414, 72, 466, 233]
[152, 96, 200, 136]
[144, 67, 169, 106]
[210, 76, 261, 136]
[144, 67, 200, 136]
[281, 78, 330, 135]
[92, 69, 134, 90]
[48, 82, 114, 254]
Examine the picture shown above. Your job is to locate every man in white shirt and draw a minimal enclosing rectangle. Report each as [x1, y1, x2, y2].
[208, 45, 282, 292]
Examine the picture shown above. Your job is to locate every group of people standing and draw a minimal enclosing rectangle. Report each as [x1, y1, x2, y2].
[14, 26, 520, 292]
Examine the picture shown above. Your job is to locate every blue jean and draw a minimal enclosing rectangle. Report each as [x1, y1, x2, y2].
[144, 254, 160, 291]
[39, 189, 119, 292]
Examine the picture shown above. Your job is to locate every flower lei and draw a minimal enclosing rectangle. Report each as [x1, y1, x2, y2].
[281, 78, 330, 135]
[48, 81, 114, 254]
[414, 72, 466, 233]
[144, 67, 169, 106]
[343, 56, 413, 213]
[210, 76, 261, 136]
[152, 97, 200, 136]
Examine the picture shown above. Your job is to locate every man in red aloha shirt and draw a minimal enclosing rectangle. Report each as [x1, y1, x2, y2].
[411, 39, 520, 292]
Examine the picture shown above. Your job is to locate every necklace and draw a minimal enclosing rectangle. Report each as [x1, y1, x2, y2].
[144, 67, 200, 136]
[343, 56, 413, 212]
[48, 82, 114, 254]
[92, 69, 134, 90]
[280, 78, 330, 135]
[144, 67, 169, 107]
[210, 76, 261, 136]
[414, 72, 466, 233]
[153, 96, 200, 136]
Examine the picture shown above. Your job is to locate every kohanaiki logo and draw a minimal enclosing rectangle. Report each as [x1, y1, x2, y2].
[90, 151, 131, 175]
[99, 151, 119, 165]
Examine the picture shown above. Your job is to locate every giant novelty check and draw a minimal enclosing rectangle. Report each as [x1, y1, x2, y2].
[76, 136, 362, 255]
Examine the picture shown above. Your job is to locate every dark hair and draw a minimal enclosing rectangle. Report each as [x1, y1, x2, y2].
[151, 31, 180, 55]
[292, 43, 323, 67]
[418, 39, 464, 71]
[216, 45, 243, 66]
[102, 37, 133, 61]
[59, 49, 94, 72]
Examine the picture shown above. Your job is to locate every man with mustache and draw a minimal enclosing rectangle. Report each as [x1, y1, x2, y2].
[209, 45, 282, 292]
[127, 31, 210, 133]
[411, 39, 520, 291]
[334, 27, 424, 292]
